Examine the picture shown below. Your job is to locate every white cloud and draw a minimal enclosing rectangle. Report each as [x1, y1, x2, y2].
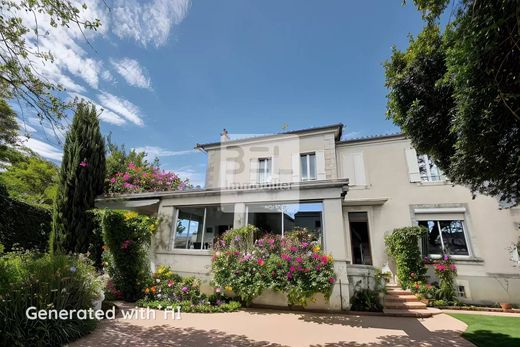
[70, 93, 126, 126]
[101, 69, 115, 83]
[133, 146, 195, 159]
[112, 0, 190, 47]
[18, 137, 63, 161]
[168, 165, 205, 187]
[111, 58, 152, 89]
[97, 91, 144, 126]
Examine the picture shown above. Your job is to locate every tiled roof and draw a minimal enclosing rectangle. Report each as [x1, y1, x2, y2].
[195, 123, 344, 149]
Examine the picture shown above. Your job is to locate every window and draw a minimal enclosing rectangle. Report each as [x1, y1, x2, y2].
[173, 205, 234, 250]
[247, 202, 323, 241]
[457, 285, 466, 298]
[418, 220, 470, 256]
[258, 158, 272, 183]
[417, 154, 443, 182]
[300, 153, 317, 181]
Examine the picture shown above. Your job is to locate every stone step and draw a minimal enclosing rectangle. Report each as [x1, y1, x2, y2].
[383, 308, 434, 318]
[384, 301, 427, 310]
[386, 289, 413, 296]
[384, 294, 419, 302]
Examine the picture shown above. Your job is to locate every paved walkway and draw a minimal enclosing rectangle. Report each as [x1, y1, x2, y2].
[71, 304, 473, 347]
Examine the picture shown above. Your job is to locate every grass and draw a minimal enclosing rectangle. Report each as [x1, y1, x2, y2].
[449, 313, 520, 347]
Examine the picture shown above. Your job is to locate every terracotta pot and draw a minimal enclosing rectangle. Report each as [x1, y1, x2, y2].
[500, 303, 512, 311]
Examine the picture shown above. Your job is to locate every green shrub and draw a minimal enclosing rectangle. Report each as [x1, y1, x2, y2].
[0, 192, 51, 251]
[99, 210, 157, 301]
[350, 289, 383, 312]
[0, 251, 102, 347]
[212, 227, 337, 307]
[385, 226, 427, 289]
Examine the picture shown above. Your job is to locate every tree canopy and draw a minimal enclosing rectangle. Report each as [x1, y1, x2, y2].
[385, 0, 519, 206]
[0, 154, 58, 208]
[0, 0, 101, 126]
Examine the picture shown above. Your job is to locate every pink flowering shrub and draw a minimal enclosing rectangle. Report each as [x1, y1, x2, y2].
[431, 254, 457, 301]
[106, 162, 191, 194]
[211, 225, 337, 306]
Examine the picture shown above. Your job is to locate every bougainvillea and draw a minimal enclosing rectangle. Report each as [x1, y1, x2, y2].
[106, 161, 191, 194]
[211, 226, 336, 306]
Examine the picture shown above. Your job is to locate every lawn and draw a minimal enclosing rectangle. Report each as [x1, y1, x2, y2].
[449, 313, 520, 347]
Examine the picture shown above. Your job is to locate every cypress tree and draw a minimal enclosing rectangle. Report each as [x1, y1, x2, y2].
[50, 103, 106, 253]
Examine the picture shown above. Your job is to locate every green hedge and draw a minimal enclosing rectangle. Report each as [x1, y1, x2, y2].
[0, 191, 51, 252]
[99, 210, 157, 301]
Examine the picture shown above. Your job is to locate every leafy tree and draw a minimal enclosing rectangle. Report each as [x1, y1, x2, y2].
[0, 100, 20, 162]
[386, 0, 520, 206]
[0, 0, 101, 126]
[105, 141, 158, 181]
[51, 103, 105, 254]
[0, 154, 58, 208]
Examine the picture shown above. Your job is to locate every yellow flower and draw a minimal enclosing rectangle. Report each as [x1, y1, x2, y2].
[313, 246, 321, 253]
[124, 211, 138, 220]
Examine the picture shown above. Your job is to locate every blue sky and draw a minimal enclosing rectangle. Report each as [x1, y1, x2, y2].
[16, 0, 425, 187]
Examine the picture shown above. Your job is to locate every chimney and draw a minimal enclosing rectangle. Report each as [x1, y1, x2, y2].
[220, 128, 230, 142]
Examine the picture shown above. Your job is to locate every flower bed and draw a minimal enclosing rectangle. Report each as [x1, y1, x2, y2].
[136, 265, 241, 313]
[211, 226, 337, 307]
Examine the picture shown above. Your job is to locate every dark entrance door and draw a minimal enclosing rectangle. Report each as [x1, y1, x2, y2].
[348, 212, 373, 265]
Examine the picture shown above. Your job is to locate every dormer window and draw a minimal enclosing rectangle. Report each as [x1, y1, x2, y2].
[300, 153, 317, 181]
[258, 158, 272, 183]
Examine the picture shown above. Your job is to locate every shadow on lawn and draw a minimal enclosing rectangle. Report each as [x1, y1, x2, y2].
[461, 330, 520, 347]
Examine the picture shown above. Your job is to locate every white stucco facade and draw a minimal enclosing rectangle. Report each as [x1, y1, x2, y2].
[98, 123, 520, 309]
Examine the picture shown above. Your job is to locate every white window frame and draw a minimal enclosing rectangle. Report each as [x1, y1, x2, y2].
[417, 154, 444, 182]
[257, 157, 272, 183]
[300, 153, 317, 181]
[418, 219, 472, 258]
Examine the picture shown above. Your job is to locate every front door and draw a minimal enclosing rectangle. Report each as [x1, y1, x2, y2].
[348, 212, 373, 265]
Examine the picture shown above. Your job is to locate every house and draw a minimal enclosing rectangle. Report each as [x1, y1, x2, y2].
[97, 123, 520, 309]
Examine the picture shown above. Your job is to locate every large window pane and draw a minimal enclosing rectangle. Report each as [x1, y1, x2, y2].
[282, 202, 322, 241]
[248, 204, 282, 235]
[174, 207, 205, 249]
[419, 220, 443, 255]
[440, 220, 469, 255]
[204, 205, 234, 249]
[247, 202, 323, 241]
[419, 219, 469, 256]
[173, 205, 235, 250]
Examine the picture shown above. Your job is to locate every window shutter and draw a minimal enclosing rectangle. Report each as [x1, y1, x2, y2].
[250, 158, 258, 183]
[292, 153, 300, 182]
[353, 152, 366, 186]
[342, 152, 366, 186]
[405, 148, 422, 182]
[316, 150, 326, 180]
[271, 156, 279, 182]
